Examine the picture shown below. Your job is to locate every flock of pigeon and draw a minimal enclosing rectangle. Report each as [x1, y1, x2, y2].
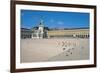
[58, 41, 79, 57]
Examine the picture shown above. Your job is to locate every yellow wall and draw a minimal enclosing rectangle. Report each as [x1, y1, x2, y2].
[47, 29, 89, 37]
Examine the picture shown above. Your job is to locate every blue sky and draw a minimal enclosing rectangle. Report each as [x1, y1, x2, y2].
[21, 10, 90, 29]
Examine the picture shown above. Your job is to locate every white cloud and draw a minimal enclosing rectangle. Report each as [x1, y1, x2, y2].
[57, 21, 64, 25]
[50, 19, 54, 23]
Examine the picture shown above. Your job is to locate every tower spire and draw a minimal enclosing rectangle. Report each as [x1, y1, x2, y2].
[39, 18, 44, 28]
[39, 19, 44, 25]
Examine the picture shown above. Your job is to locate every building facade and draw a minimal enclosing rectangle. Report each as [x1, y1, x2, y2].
[21, 28, 32, 39]
[47, 28, 89, 38]
[21, 20, 89, 39]
[31, 20, 48, 39]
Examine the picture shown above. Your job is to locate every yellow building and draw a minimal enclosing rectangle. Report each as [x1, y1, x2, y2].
[47, 28, 89, 38]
